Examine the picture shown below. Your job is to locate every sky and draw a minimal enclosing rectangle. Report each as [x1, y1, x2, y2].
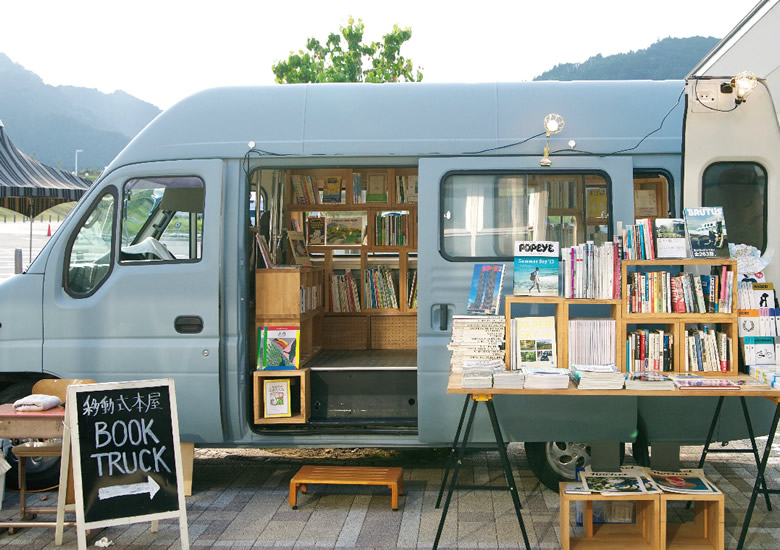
[0, 0, 762, 110]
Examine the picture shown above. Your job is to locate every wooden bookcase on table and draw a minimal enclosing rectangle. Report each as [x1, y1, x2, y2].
[619, 258, 738, 375]
[286, 167, 418, 352]
[504, 258, 736, 374]
[504, 295, 622, 371]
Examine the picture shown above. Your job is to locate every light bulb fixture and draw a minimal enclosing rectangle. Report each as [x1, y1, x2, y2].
[732, 71, 757, 104]
[541, 113, 565, 166]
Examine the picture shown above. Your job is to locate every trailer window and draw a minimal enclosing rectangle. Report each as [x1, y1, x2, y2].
[441, 172, 609, 259]
[702, 162, 767, 252]
[64, 192, 116, 296]
[633, 173, 671, 220]
[120, 176, 205, 262]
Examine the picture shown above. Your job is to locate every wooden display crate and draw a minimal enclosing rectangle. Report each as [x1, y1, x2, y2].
[253, 368, 310, 424]
[661, 492, 724, 550]
[560, 483, 660, 550]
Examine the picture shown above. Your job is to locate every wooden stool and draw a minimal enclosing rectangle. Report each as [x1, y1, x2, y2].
[290, 465, 404, 510]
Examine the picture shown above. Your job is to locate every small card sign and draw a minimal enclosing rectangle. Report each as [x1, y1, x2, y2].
[65, 379, 189, 549]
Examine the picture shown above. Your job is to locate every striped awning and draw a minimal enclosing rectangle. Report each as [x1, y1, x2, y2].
[0, 121, 91, 200]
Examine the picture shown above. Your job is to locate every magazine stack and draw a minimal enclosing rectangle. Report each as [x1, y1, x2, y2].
[448, 315, 505, 375]
[568, 319, 616, 369]
[520, 367, 570, 389]
[492, 369, 526, 389]
[561, 240, 622, 299]
[570, 365, 624, 390]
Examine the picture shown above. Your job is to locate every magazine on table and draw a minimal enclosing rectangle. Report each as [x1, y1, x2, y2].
[466, 263, 505, 315]
[647, 469, 719, 494]
[581, 468, 648, 496]
[513, 240, 559, 296]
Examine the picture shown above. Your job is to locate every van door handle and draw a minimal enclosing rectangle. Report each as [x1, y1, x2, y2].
[175, 315, 203, 334]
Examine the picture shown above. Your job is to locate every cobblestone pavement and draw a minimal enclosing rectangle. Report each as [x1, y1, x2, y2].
[1, 441, 779, 549]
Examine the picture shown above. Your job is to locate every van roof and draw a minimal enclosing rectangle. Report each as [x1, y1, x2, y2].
[106, 81, 685, 172]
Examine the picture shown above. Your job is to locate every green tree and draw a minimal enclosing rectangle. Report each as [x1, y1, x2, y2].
[272, 17, 423, 84]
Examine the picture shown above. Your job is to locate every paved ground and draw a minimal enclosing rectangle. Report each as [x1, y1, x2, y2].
[1, 442, 779, 549]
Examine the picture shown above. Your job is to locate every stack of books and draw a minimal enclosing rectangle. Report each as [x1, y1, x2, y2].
[448, 315, 505, 374]
[461, 359, 506, 389]
[625, 371, 675, 390]
[492, 369, 526, 389]
[521, 367, 570, 389]
[570, 365, 624, 390]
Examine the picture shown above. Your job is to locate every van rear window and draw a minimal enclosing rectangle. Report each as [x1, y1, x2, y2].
[440, 172, 609, 260]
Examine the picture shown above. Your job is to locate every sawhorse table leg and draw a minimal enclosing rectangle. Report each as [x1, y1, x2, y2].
[737, 400, 780, 550]
[433, 394, 531, 550]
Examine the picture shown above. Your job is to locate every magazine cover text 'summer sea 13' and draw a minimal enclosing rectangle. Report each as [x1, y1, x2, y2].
[513, 241, 559, 296]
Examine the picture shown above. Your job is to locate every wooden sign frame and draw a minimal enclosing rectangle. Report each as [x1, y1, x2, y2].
[60, 379, 189, 550]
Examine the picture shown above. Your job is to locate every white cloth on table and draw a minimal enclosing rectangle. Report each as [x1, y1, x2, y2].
[12, 394, 62, 411]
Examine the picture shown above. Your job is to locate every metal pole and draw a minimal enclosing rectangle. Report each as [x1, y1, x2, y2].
[74, 149, 83, 176]
[14, 248, 22, 274]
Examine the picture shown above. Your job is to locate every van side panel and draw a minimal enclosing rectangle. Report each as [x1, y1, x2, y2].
[0, 274, 44, 373]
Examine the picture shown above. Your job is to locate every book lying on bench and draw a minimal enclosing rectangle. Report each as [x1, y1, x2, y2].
[672, 377, 739, 390]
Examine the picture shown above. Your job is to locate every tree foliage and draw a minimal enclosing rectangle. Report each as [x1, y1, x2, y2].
[272, 18, 423, 84]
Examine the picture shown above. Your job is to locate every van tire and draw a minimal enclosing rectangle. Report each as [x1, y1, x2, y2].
[0, 380, 63, 491]
[525, 441, 625, 491]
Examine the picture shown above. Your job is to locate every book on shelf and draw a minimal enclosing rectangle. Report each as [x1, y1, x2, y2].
[513, 241, 559, 296]
[263, 378, 292, 418]
[366, 174, 388, 202]
[585, 187, 607, 219]
[288, 231, 311, 266]
[683, 206, 729, 258]
[562, 240, 621, 299]
[511, 316, 557, 370]
[407, 269, 418, 309]
[654, 218, 687, 259]
[328, 269, 361, 312]
[321, 176, 343, 203]
[634, 188, 658, 217]
[395, 175, 418, 204]
[683, 329, 730, 372]
[258, 326, 300, 370]
[352, 173, 365, 203]
[375, 211, 410, 246]
[326, 216, 363, 245]
[741, 336, 777, 366]
[364, 265, 399, 309]
[621, 220, 655, 260]
[306, 216, 325, 245]
[627, 329, 674, 372]
[256, 233, 275, 269]
[466, 264, 505, 315]
[291, 174, 308, 205]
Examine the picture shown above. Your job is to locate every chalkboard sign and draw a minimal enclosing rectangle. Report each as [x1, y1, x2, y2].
[65, 379, 189, 549]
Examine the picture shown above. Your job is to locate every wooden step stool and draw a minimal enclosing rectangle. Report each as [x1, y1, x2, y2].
[289, 465, 404, 510]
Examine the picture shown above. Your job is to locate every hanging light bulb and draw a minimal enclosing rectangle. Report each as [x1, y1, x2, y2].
[540, 113, 564, 166]
[732, 71, 758, 104]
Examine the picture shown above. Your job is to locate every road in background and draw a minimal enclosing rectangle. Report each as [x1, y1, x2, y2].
[0, 220, 63, 281]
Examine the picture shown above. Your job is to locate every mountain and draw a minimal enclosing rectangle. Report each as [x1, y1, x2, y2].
[0, 53, 160, 171]
[534, 36, 719, 81]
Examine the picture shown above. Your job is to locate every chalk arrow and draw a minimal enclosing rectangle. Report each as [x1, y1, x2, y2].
[98, 476, 160, 500]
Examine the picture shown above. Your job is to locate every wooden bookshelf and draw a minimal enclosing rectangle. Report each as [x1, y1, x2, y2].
[285, 167, 418, 350]
[253, 369, 310, 424]
[619, 258, 738, 375]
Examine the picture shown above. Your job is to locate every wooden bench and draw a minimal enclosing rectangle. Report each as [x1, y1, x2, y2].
[289, 465, 404, 510]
